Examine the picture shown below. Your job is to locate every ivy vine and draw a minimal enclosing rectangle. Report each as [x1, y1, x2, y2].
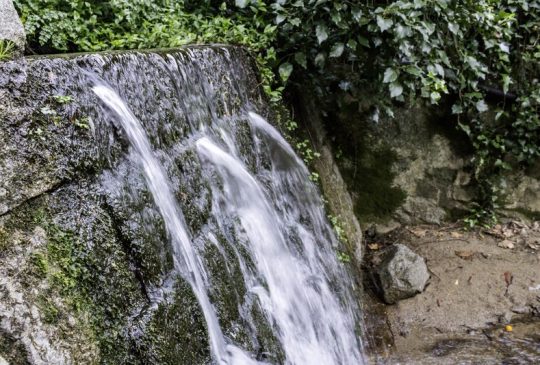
[15, 0, 540, 223]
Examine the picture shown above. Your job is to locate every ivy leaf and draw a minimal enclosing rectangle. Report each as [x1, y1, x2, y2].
[404, 65, 422, 76]
[430, 91, 441, 103]
[314, 52, 326, 68]
[289, 18, 301, 27]
[294, 52, 307, 69]
[316, 24, 328, 44]
[476, 100, 489, 113]
[358, 36, 370, 48]
[452, 104, 464, 114]
[279, 62, 293, 81]
[448, 22, 460, 34]
[389, 82, 403, 98]
[352, 7, 362, 22]
[235, 0, 249, 9]
[502, 74, 511, 94]
[383, 67, 398, 83]
[395, 24, 411, 39]
[275, 14, 286, 24]
[499, 42, 510, 53]
[377, 16, 393, 32]
[458, 122, 471, 136]
[329, 43, 344, 58]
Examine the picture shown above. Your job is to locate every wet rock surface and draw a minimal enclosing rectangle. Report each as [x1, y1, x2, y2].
[376, 244, 429, 304]
[0, 47, 270, 364]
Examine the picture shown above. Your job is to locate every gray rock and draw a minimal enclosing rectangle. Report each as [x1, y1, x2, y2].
[0, 0, 26, 56]
[377, 244, 429, 304]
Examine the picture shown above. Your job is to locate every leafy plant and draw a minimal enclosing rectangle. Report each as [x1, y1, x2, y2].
[52, 94, 74, 104]
[0, 39, 15, 61]
[14, 0, 540, 224]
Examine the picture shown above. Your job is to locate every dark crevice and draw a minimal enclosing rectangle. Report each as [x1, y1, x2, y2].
[101, 199, 151, 302]
[0, 179, 69, 219]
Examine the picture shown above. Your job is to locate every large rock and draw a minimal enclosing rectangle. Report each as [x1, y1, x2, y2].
[377, 244, 429, 304]
[0, 47, 270, 364]
[0, 0, 25, 56]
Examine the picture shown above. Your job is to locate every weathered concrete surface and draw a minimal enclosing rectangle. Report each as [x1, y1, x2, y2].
[0, 0, 25, 56]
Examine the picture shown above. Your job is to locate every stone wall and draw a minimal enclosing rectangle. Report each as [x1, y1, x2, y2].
[318, 94, 540, 229]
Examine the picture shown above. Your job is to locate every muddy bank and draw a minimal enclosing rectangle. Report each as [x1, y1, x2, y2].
[363, 222, 540, 364]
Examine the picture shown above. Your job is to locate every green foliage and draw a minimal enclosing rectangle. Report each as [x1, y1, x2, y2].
[52, 94, 73, 104]
[15, 0, 540, 223]
[0, 40, 15, 61]
[30, 94, 89, 139]
[329, 215, 347, 244]
[336, 251, 351, 263]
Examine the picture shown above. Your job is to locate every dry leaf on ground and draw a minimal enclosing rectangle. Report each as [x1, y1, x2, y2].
[451, 231, 463, 239]
[498, 240, 515, 249]
[455, 250, 475, 260]
[409, 228, 427, 237]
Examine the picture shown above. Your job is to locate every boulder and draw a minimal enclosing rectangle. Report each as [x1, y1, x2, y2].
[0, 0, 26, 57]
[377, 244, 429, 304]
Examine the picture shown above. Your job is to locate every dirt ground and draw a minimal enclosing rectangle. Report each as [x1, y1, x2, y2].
[362, 220, 540, 364]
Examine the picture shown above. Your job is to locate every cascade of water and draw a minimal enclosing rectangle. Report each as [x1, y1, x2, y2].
[92, 85, 259, 365]
[91, 48, 364, 364]
[197, 114, 364, 365]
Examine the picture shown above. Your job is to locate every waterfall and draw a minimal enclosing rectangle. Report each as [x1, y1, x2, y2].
[92, 85, 258, 365]
[90, 48, 364, 364]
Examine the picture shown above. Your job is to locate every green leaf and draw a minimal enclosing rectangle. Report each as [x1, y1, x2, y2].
[294, 52, 307, 68]
[476, 100, 489, 113]
[404, 65, 422, 76]
[352, 7, 362, 22]
[329, 43, 344, 58]
[502, 74, 511, 94]
[377, 16, 393, 32]
[383, 68, 398, 83]
[289, 18, 301, 27]
[316, 24, 328, 44]
[430, 91, 441, 103]
[389, 82, 403, 98]
[451, 104, 463, 114]
[235, 0, 249, 9]
[448, 22, 459, 34]
[358, 36, 370, 48]
[278, 62, 293, 81]
[499, 42, 510, 54]
[347, 39, 357, 50]
[314, 52, 326, 68]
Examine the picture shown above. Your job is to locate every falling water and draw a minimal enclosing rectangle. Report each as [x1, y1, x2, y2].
[92, 85, 258, 365]
[91, 48, 365, 364]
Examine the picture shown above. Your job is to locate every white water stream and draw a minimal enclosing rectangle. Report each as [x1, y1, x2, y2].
[93, 83, 364, 364]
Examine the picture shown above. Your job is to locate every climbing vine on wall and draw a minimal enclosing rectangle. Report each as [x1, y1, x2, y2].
[15, 0, 540, 223]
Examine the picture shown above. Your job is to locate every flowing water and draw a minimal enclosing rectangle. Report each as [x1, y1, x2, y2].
[87, 47, 364, 364]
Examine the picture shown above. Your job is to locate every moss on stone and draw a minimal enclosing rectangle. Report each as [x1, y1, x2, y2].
[0, 330, 30, 365]
[174, 149, 212, 235]
[0, 192, 148, 364]
[139, 278, 211, 365]
[350, 146, 407, 222]
[202, 238, 252, 348]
